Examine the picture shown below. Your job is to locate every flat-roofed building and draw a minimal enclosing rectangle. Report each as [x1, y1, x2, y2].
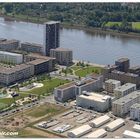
[0, 64, 34, 85]
[133, 124, 140, 133]
[112, 91, 140, 117]
[129, 66, 140, 76]
[76, 91, 112, 112]
[0, 51, 23, 64]
[114, 83, 136, 99]
[21, 42, 43, 53]
[130, 103, 140, 121]
[54, 82, 76, 102]
[105, 79, 121, 93]
[50, 48, 73, 66]
[0, 39, 19, 51]
[123, 130, 140, 138]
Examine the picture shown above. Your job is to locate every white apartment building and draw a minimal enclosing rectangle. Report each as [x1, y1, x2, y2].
[114, 83, 136, 99]
[76, 91, 112, 112]
[105, 79, 121, 93]
[112, 91, 140, 117]
[0, 51, 23, 64]
[130, 103, 140, 121]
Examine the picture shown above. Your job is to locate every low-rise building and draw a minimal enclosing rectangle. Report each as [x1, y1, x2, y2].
[21, 42, 43, 53]
[114, 83, 136, 99]
[0, 51, 23, 64]
[105, 79, 121, 93]
[76, 91, 112, 112]
[130, 103, 140, 121]
[0, 39, 19, 51]
[50, 48, 73, 66]
[112, 91, 140, 117]
[129, 66, 140, 76]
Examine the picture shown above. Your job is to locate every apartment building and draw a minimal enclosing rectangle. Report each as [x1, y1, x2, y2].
[130, 103, 140, 121]
[112, 91, 140, 117]
[114, 83, 136, 99]
[105, 79, 121, 93]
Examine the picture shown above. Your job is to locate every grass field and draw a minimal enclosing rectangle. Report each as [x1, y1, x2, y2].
[26, 78, 69, 95]
[75, 66, 101, 77]
[105, 22, 140, 30]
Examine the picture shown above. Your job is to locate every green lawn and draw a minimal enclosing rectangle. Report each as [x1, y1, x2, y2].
[25, 78, 69, 95]
[75, 66, 101, 77]
[70, 66, 82, 71]
[105, 22, 121, 27]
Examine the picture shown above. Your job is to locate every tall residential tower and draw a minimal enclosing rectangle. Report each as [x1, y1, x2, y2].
[43, 21, 60, 56]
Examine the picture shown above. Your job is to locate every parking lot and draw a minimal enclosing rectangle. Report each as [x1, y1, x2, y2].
[34, 107, 137, 138]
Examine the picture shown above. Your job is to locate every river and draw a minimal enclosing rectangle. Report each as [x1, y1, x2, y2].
[0, 17, 140, 66]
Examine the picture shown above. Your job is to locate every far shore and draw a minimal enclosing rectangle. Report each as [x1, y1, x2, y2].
[1, 14, 140, 39]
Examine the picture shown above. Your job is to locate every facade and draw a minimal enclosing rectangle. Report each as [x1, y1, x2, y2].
[114, 83, 136, 99]
[129, 66, 140, 76]
[89, 115, 110, 128]
[67, 124, 92, 138]
[0, 39, 19, 51]
[54, 77, 103, 102]
[105, 118, 125, 132]
[43, 21, 60, 56]
[84, 129, 107, 138]
[130, 103, 140, 121]
[105, 79, 121, 93]
[115, 58, 130, 72]
[133, 124, 140, 133]
[50, 48, 73, 66]
[21, 42, 43, 53]
[76, 91, 112, 112]
[0, 51, 23, 64]
[0, 64, 34, 85]
[112, 91, 140, 117]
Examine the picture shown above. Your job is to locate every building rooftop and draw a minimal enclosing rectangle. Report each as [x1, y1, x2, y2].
[123, 130, 140, 138]
[50, 47, 72, 52]
[0, 39, 19, 44]
[105, 79, 120, 85]
[112, 70, 125, 75]
[79, 92, 111, 103]
[0, 51, 23, 57]
[44, 21, 60, 25]
[129, 66, 140, 71]
[131, 103, 140, 109]
[116, 58, 129, 63]
[114, 83, 136, 92]
[56, 82, 75, 90]
[113, 91, 140, 105]
[125, 72, 139, 77]
[27, 59, 49, 65]
[21, 42, 43, 48]
[0, 38, 7, 42]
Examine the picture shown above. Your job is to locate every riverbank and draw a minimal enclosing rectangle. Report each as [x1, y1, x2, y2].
[1, 14, 140, 39]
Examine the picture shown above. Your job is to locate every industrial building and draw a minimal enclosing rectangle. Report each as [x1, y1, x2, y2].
[50, 48, 73, 66]
[105, 79, 121, 93]
[84, 129, 107, 138]
[0, 51, 23, 64]
[130, 103, 140, 121]
[21, 42, 43, 53]
[67, 124, 92, 138]
[114, 83, 136, 99]
[0, 39, 19, 51]
[76, 91, 112, 112]
[123, 130, 140, 138]
[43, 21, 60, 56]
[105, 118, 125, 132]
[133, 124, 140, 133]
[115, 58, 130, 72]
[89, 115, 110, 128]
[54, 77, 103, 102]
[112, 91, 140, 117]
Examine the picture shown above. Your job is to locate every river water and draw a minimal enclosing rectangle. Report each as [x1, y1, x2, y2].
[0, 17, 140, 66]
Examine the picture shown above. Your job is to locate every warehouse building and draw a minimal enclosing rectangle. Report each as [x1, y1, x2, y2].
[67, 124, 92, 138]
[123, 130, 140, 138]
[112, 91, 140, 117]
[84, 129, 107, 138]
[133, 124, 140, 133]
[89, 115, 110, 128]
[21, 42, 43, 53]
[105, 79, 121, 93]
[0, 39, 19, 51]
[0, 64, 34, 85]
[0, 51, 23, 64]
[114, 83, 136, 99]
[130, 103, 140, 121]
[105, 118, 125, 132]
[50, 48, 73, 66]
[76, 91, 112, 112]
